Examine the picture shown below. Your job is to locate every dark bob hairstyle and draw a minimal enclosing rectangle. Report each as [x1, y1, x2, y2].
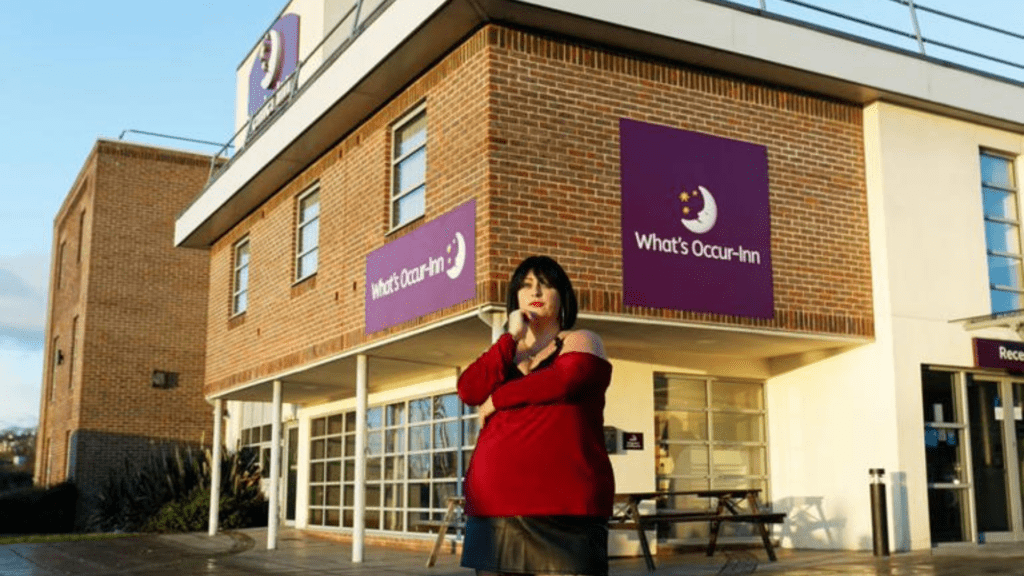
[505, 256, 578, 330]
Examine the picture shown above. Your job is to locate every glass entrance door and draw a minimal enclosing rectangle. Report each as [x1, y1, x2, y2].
[922, 368, 972, 543]
[966, 375, 1012, 539]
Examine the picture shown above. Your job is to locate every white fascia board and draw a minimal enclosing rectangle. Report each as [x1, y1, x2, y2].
[175, 0, 450, 247]
[514, 0, 1024, 126]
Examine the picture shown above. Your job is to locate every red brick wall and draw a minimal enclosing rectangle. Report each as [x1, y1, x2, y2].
[204, 25, 872, 396]
[36, 141, 213, 488]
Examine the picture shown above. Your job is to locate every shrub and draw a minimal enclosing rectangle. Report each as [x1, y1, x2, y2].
[86, 445, 265, 533]
[0, 482, 77, 534]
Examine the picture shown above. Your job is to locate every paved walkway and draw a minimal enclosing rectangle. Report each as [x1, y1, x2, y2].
[2, 528, 1023, 575]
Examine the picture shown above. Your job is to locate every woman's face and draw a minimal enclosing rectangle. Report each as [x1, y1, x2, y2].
[517, 271, 561, 324]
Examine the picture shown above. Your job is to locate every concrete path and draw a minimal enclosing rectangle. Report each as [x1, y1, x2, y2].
[2, 528, 1023, 575]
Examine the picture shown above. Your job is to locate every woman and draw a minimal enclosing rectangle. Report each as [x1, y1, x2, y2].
[458, 255, 615, 576]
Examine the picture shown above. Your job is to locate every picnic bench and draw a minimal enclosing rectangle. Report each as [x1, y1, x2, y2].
[425, 489, 785, 571]
[612, 489, 786, 571]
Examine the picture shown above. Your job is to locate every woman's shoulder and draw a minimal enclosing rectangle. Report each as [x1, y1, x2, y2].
[559, 329, 607, 360]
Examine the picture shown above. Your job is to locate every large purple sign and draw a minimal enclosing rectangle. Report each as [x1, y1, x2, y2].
[620, 118, 773, 318]
[974, 338, 1024, 371]
[247, 14, 300, 117]
[365, 201, 476, 333]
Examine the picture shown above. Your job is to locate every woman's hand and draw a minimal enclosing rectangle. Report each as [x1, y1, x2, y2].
[507, 309, 533, 341]
[477, 396, 496, 427]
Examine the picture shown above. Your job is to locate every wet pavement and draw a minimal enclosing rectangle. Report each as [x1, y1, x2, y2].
[1, 528, 1023, 575]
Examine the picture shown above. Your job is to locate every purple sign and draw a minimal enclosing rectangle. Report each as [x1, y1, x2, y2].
[974, 338, 1024, 371]
[620, 118, 773, 318]
[365, 201, 476, 333]
[247, 14, 300, 117]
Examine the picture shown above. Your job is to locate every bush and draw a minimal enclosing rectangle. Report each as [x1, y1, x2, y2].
[0, 482, 77, 534]
[86, 445, 266, 533]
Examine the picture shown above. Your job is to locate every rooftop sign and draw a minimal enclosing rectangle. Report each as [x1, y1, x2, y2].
[247, 14, 300, 118]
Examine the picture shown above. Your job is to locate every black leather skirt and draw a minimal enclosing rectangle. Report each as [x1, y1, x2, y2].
[461, 516, 609, 576]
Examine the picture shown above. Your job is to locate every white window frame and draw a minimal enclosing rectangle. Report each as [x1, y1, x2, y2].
[295, 186, 320, 282]
[389, 106, 427, 231]
[232, 238, 251, 316]
[981, 150, 1023, 313]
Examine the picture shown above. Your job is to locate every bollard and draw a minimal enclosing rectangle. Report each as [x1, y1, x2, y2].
[869, 468, 890, 556]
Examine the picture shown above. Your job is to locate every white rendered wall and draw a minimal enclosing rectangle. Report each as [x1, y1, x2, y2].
[768, 102, 1024, 552]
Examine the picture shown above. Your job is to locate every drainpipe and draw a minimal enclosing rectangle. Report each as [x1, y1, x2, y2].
[208, 399, 223, 536]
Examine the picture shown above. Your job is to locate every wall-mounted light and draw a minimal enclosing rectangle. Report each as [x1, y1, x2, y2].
[56, 350, 65, 365]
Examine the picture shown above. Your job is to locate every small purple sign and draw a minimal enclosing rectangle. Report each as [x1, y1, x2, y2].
[620, 118, 774, 318]
[365, 201, 476, 333]
[248, 14, 300, 117]
[974, 338, 1024, 371]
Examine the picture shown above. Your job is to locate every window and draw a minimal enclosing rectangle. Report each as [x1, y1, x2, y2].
[308, 392, 476, 532]
[77, 210, 86, 262]
[296, 187, 320, 281]
[56, 240, 66, 289]
[69, 316, 77, 389]
[981, 151, 1022, 313]
[654, 375, 767, 542]
[390, 108, 427, 229]
[232, 238, 250, 315]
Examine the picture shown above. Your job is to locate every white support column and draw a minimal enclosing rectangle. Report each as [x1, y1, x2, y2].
[268, 380, 283, 550]
[208, 399, 223, 536]
[491, 311, 504, 343]
[353, 354, 368, 563]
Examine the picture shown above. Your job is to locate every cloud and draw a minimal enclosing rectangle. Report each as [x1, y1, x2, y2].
[0, 250, 48, 352]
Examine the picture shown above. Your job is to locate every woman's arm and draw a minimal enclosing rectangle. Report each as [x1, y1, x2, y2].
[489, 330, 610, 410]
[456, 333, 517, 406]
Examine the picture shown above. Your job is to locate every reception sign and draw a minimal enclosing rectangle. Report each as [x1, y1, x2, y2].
[974, 338, 1024, 371]
[365, 201, 476, 333]
[619, 118, 774, 318]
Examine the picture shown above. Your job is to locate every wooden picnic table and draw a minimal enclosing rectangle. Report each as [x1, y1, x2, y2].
[612, 489, 785, 571]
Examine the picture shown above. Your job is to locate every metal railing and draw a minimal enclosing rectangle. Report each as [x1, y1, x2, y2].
[202, 0, 1023, 188]
[741, 0, 1023, 80]
[204, 0, 391, 183]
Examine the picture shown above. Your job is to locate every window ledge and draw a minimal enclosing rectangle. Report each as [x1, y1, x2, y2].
[292, 273, 318, 298]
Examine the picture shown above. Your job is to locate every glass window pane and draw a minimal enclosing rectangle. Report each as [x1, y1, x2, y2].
[344, 459, 355, 481]
[234, 292, 247, 314]
[387, 402, 405, 426]
[300, 191, 320, 220]
[981, 154, 1015, 189]
[299, 219, 318, 252]
[367, 407, 383, 430]
[712, 381, 763, 410]
[309, 508, 323, 525]
[985, 221, 1020, 254]
[655, 376, 706, 410]
[366, 485, 382, 508]
[408, 483, 430, 508]
[367, 457, 382, 481]
[408, 454, 430, 479]
[386, 430, 404, 453]
[344, 485, 355, 508]
[298, 250, 318, 278]
[656, 412, 707, 441]
[385, 455, 405, 480]
[345, 412, 356, 432]
[434, 421, 458, 450]
[310, 462, 325, 482]
[409, 399, 431, 422]
[385, 484, 404, 508]
[327, 437, 342, 458]
[312, 418, 326, 437]
[433, 452, 457, 478]
[463, 417, 479, 447]
[433, 481, 457, 508]
[987, 255, 1023, 288]
[393, 186, 425, 228]
[327, 461, 341, 482]
[367, 431, 382, 456]
[326, 508, 340, 527]
[326, 485, 341, 506]
[327, 415, 343, 434]
[410, 425, 430, 451]
[236, 242, 250, 266]
[395, 149, 426, 196]
[395, 112, 426, 158]
[234, 267, 248, 290]
[345, 434, 355, 456]
[310, 486, 324, 505]
[712, 413, 764, 443]
[434, 393, 459, 419]
[984, 188, 1017, 220]
[663, 443, 709, 476]
[712, 446, 765, 477]
[993, 289, 1024, 314]
[311, 439, 325, 459]
[462, 449, 473, 476]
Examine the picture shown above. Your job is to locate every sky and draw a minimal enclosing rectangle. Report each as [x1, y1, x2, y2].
[0, 0, 1021, 431]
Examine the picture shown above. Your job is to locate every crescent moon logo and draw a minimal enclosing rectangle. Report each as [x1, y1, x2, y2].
[680, 185, 718, 234]
[259, 30, 283, 90]
[445, 232, 467, 279]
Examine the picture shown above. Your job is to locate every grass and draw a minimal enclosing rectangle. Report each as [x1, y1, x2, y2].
[0, 532, 136, 545]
